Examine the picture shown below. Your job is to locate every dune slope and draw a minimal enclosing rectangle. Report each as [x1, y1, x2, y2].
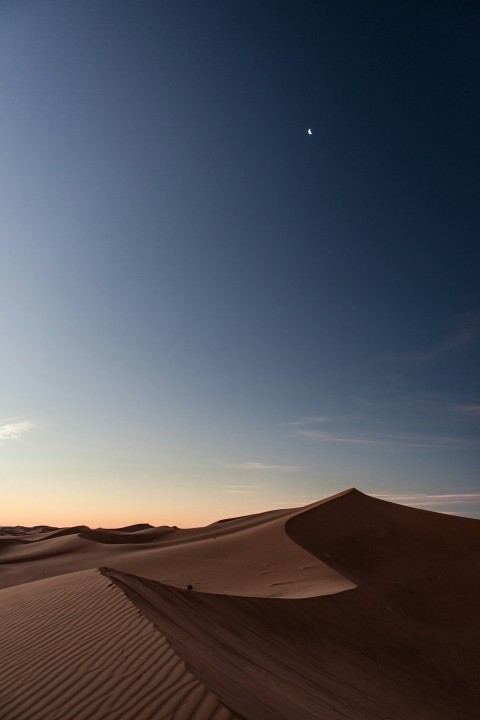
[0, 499, 354, 597]
[106, 561, 479, 720]
[286, 488, 480, 625]
[0, 569, 238, 720]
[1, 489, 479, 720]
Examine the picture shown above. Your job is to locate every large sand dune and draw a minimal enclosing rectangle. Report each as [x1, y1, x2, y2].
[0, 569, 236, 720]
[1, 489, 479, 719]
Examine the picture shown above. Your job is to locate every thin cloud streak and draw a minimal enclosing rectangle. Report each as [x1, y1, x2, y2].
[297, 428, 478, 448]
[298, 429, 379, 445]
[372, 492, 480, 507]
[454, 404, 480, 416]
[0, 421, 35, 440]
[280, 416, 329, 427]
[221, 462, 302, 472]
[221, 489, 258, 494]
[389, 312, 480, 366]
[373, 492, 480, 515]
[221, 484, 267, 494]
[376, 492, 480, 501]
[365, 394, 480, 422]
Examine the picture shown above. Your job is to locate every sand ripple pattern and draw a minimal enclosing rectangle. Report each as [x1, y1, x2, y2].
[0, 569, 237, 720]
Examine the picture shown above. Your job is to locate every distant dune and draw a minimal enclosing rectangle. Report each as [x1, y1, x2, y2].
[0, 489, 479, 719]
[0, 524, 58, 536]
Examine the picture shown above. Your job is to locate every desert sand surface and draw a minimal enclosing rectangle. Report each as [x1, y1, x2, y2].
[0, 569, 236, 720]
[1, 488, 479, 719]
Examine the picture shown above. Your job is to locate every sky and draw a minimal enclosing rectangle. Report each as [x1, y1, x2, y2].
[1, 0, 479, 526]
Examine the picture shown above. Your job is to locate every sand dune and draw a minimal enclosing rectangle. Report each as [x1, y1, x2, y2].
[1, 489, 479, 719]
[286, 488, 480, 625]
[0, 569, 237, 720]
[116, 523, 156, 532]
[78, 525, 178, 545]
[0, 494, 354, 597]
[0, 525, 58, 536]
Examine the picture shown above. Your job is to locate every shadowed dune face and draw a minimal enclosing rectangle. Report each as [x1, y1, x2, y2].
[286, 489, 480, 625]
[106, 565, 480, 720]
[38, 525, 91, 540]
[0, 489, 479, 719]
[0, 537, 27, 548]
[0, 526, 58, 536]
[0, 526, 79, 549]
[116, 523, 155, 532]
[78, 526, 178, 544]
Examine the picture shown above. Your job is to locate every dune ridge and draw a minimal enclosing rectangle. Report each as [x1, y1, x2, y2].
[0, 495, 354, 597]
[78, 525, 178, 545]
[1, 489, 479, 719]
[286, 488, 480, 624]
[0, 568, 238, 720]
[105, 563, 478, 719]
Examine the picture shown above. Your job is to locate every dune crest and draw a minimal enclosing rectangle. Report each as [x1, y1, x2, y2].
[104, 560, 479, 720]
[1, 490, 479, 719]
[0, 569, 238, 720]
[286, 487, 480, 624]
[0, 496, 355, 597]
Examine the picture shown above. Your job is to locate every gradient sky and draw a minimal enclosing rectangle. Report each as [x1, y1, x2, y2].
[1, 0, 479, 526]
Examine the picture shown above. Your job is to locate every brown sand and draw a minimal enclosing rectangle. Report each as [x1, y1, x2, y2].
[0, 492, 354, 597]
[0, 569, 236, 720]
[0, 488, 479, 719]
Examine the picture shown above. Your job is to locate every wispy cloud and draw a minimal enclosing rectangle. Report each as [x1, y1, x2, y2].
[454, 404, 480, 417]
[221, 484, 265, 494]
[375, 492, 480, 501]
[285, 391, 480, 452]
[297, 428, 479, 448]
[0, 421, 35, 440]
[297, 429, 380, 445]
[389, 312, 480, 366]
[280, 416, 329, 427]
[373, 492, 480, 513]
[221, 462, 302, 472]
[348, 393, 480, 428]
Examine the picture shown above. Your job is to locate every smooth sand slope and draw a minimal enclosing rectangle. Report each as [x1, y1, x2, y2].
[0, 492, 354, 597]
[1, 489, 479, 719]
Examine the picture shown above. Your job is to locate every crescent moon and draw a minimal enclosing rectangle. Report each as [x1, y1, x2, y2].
[307, 128, 313, 135]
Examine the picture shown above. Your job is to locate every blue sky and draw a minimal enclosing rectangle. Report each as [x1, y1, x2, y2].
[1, 0, 479, 525]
